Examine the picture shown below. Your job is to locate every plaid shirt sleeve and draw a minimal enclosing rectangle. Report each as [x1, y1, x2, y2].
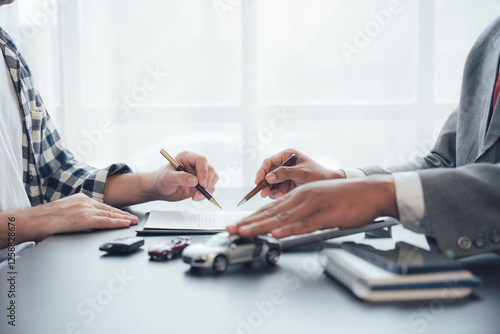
[0, 27, 131, 206]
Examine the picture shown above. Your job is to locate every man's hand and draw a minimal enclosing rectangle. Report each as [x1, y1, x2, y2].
[0, 193, 138, 248]
[150, 151, 219, 202]
[104, 151, 219, 207]
[43, 193, 139, 235]
[227, 175, 398, 238]
[255, 149, 345, 199]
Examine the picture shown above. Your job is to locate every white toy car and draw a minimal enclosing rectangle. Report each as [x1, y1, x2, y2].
[182, 232, 281, 273]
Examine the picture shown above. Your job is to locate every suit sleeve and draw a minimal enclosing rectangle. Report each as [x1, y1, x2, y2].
[417, 163, 500, 258]
[358, 109, 500, 257]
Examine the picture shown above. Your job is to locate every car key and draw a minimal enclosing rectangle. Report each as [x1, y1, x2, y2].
[99, 237, 144, 254]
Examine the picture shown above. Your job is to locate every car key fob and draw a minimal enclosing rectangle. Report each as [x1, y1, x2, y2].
[99, 237, 144, 254]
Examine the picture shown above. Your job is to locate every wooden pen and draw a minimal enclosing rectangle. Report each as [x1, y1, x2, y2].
[237, 154, 299, 207]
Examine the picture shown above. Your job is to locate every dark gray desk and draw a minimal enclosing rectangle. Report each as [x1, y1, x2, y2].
[1, 188, 500, 334]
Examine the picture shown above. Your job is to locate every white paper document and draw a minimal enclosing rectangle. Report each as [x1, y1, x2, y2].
[143, 210, 254, 231]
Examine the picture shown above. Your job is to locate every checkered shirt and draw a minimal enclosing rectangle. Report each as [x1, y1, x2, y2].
[0, 27, 131, 206]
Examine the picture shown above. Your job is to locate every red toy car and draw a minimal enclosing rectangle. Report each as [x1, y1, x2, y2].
[148, 237, 191, 261]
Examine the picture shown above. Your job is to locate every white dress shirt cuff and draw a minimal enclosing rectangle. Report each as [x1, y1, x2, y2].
[392, 171, 430, 234]
[341, 168, 366, 179]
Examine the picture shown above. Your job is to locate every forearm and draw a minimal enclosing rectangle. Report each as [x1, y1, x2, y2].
[0, 208, 52, 248]
[103, 172, 156, 207]
[366, 174, 399, 219]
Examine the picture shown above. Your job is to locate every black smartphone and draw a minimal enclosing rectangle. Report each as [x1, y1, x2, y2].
[99, 237, 144, 254]
[341, 241, 464, 274]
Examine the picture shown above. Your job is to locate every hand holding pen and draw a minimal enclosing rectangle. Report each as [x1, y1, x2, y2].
[237, 153, 298, 207]
[160, 149, 222, 209]
[240, 149, 346, 203]
[158, 149, 220, 207]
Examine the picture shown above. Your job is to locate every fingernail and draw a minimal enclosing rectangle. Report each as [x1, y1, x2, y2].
[271, 228, 284, 238]
[266, 173, 276, 182]
[275, 192, 283, 198]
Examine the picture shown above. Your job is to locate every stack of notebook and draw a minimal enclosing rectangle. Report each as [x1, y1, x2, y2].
[321, 241, 480, 302]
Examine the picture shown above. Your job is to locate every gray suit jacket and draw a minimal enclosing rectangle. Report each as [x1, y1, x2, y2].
[362, 16, 500, 258]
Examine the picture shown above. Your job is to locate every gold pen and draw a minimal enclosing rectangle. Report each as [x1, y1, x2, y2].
[237, 154, 298, 207]
[160, 149, 222, 209]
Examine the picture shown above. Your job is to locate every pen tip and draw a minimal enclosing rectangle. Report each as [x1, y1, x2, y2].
[237, 199, 246, 207]
[210, 198, 223, 210]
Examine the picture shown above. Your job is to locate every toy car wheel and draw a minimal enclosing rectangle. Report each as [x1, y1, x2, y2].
[266, 248, 280, 265]
[213, 255, 228, 273]
[166, 251, 173, 260]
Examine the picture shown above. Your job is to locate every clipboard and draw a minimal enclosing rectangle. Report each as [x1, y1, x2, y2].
[136, 210, 253, 236]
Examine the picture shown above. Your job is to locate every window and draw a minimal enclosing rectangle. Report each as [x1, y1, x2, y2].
[2, 0, 499, 189]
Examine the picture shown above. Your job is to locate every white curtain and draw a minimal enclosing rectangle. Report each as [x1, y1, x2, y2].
[1, 0, 499, 188]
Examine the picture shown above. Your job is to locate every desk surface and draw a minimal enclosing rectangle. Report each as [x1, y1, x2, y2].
[1, 188, 500, 334]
